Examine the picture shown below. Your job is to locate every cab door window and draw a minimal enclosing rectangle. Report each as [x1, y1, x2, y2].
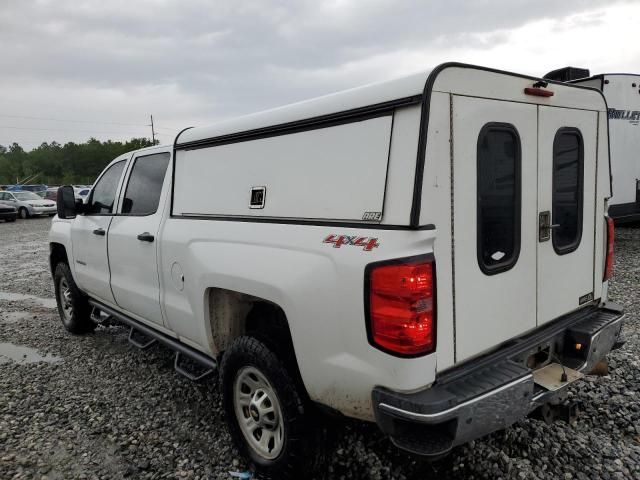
[86, 160, 126, 215]
[121, 153, 170, 216]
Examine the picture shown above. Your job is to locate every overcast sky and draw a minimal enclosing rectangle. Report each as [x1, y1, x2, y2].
[0, 0, 638, 150]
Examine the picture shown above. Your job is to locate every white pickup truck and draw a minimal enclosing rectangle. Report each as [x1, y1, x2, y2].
[49, 63, 625, 478]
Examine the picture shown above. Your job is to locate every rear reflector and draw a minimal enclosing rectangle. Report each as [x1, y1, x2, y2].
[366, 256, 436, 357]
[524, 87, 555, 97]
[604, 216, 614, 281]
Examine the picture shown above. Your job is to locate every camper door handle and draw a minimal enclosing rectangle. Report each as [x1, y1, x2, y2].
[548, 223, 561, 229]
[137, 232, 155, 242]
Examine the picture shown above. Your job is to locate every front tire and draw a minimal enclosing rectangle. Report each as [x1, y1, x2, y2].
[18, 207, 29, 219]
[54, 263, 95, 334]
[220, 336, 318, 479]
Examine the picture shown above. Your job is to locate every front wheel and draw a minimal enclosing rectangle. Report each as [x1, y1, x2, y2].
[18, 207, 29, 219]
[54, 263, 94, 334]
[220, 336, 320, 479]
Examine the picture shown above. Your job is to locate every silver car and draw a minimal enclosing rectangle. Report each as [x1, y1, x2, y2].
[0, 191, 57, 219]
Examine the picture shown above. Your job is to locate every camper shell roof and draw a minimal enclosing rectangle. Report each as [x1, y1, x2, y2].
[176, 62, 607, 150]
[173, 62, 609, 228]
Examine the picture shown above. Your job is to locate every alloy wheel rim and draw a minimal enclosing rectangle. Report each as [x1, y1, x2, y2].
[58, 277, 73, 320]
[233, 366, 285, 460]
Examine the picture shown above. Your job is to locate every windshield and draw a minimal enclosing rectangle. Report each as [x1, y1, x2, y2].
[14, 192, 43, 201]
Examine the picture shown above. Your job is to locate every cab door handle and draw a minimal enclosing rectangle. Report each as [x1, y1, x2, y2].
[93, 228, 106, 236]
[137, 232, 154, 242]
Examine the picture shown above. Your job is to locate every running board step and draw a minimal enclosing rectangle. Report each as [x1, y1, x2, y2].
[88, 299, 218, 382]
[128, 327, 157, 350]
[90, 306, 113, 325]
[174, 352, 215, 381]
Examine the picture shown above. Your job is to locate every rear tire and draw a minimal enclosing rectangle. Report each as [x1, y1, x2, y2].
[54, 263, 95, 334]
[220, 336, 320, 479]
[18, 207, 29, 219]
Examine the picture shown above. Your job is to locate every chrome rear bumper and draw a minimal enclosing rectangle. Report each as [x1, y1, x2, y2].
[372, 304, 625, 458]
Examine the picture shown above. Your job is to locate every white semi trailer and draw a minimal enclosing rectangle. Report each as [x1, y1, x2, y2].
[545, 67, 640, 223]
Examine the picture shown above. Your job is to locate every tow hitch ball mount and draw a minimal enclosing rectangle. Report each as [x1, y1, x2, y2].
[537, 401, 580, 424]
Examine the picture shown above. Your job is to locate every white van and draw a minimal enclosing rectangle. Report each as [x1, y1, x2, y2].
[545, 67, 640, 223]
[50, 63, 624, 478]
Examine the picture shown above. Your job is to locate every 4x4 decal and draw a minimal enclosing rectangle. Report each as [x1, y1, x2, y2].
[323, 234, 380, 251]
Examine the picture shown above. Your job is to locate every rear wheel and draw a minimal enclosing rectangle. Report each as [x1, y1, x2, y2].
[54, 263, 94, 334]
[18, 207, 29, 219]
[220, 336, 319, 479]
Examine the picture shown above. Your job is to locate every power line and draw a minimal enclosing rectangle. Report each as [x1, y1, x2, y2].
[0, 113, 179, 133]
[0, 113, 152, 128]
[0, 124, 161, 136]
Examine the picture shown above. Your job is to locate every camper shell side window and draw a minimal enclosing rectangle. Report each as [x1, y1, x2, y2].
[476, 122, 522, 275]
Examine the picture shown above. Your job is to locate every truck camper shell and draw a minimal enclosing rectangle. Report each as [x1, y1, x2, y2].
[173, 63, 610, 229]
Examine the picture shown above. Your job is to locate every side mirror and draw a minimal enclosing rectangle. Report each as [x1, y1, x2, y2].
[57, 186, 77, 219]
[75, 197, 87, 213]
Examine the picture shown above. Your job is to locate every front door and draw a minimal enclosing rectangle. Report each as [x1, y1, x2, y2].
[108, 152, 171, 327]
[71, 159, 127, 305]
[536, 107, 598, 324]
[452, 96, 538, 361]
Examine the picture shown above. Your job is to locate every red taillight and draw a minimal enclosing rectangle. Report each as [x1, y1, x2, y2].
[604, 216, 614, 281]
[524, 87, 554, 97]
[366, 257, 436, 356]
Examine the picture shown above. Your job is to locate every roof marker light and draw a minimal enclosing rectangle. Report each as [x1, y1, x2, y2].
[524, 86, 555, 97]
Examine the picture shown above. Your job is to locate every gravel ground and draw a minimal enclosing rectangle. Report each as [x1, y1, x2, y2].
[0, 217, 638, 480]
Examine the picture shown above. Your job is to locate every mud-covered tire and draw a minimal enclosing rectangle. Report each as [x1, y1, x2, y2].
[220, 336, 320, 479]
[54, 262, 94, 334]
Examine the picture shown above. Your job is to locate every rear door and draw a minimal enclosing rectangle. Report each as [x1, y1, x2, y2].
[537, 107, 598, 323]
[452, 96, 538, 361]
[108, 152, 171, 327]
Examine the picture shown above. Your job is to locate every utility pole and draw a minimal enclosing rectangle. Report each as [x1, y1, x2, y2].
[150, 115, 156, 144]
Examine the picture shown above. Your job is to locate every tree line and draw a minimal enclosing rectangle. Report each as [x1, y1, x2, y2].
[0, 138, 157, 186]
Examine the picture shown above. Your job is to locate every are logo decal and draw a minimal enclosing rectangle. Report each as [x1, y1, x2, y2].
[323, 234, 380, 252]
[362, 211, 382, 222]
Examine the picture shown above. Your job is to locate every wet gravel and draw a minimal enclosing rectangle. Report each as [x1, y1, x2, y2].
[1, 217, 639, 480]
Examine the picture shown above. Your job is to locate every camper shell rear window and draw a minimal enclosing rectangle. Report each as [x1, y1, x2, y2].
[552, 128, 584, 254]
[476, 123, 522, 275]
